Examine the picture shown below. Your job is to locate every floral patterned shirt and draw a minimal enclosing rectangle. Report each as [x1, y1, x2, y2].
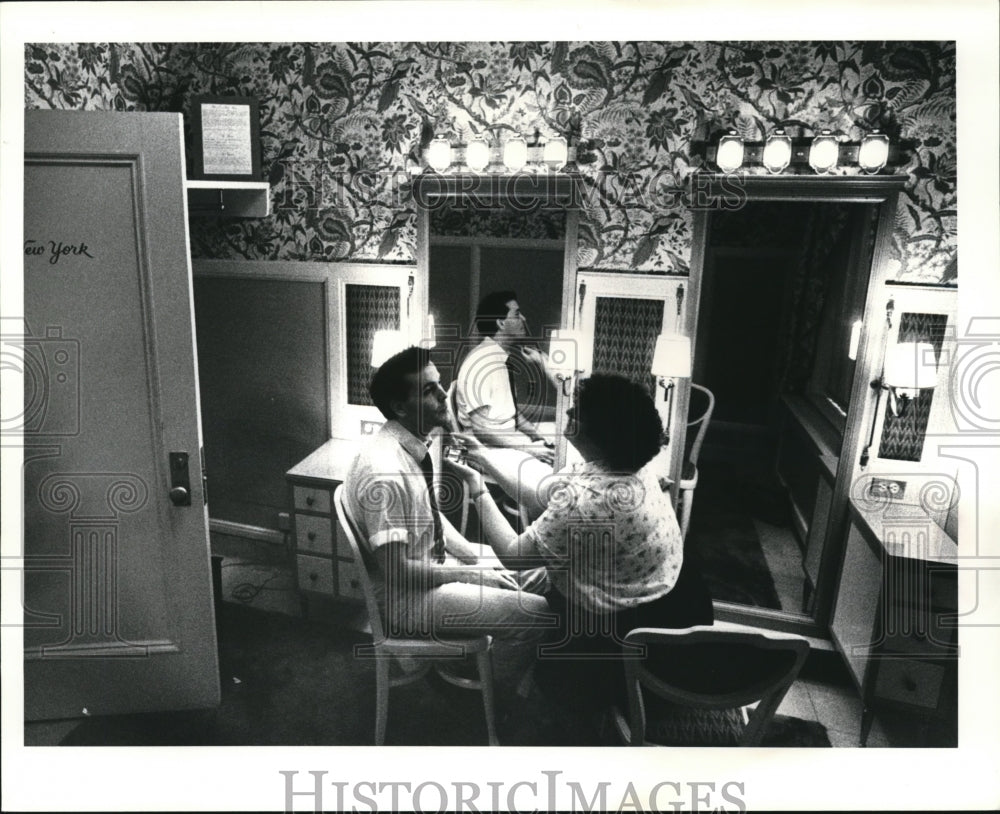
[523, 460, 683, 614]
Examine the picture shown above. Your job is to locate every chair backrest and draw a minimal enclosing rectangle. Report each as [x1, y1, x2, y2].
[333, 484, 387, 642]
[621, 625, 809, 746]
[684, 383, 715, 467]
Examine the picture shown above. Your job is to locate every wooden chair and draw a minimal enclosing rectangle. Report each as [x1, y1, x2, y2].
[332, 484, 498, 745]
[613, 625, 809, 746]
[678, 383, 715, 541]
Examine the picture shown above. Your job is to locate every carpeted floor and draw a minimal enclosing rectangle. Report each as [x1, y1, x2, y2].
[56, 602, 829, 747]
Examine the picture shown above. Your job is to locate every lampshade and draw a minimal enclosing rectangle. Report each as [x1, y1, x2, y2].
[503, 136, 528, 171]
[884, 341, 938, 397]
[808, 131, 839, 173]
[859, 131, 890, 173]
[715, 133, 744, 173]
[465, 137, 490, 171]
[762, 130, 792, 173]
[651, 333, 692, 379]
[548, 329, 591, 375]
[543, 136, 568, 170]
[370, 329, 408, 368]
[427, 136, 452, 172]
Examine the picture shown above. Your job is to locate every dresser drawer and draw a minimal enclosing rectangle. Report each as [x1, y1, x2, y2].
[338, 559, 366, 602]
[294, 486, 330, 514]
[296, 554, 334, 595]
[295, 513, 333, 555]
[873, 658, 945, 709]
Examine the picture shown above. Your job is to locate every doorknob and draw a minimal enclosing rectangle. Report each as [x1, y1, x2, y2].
[169, 452, 192, 506]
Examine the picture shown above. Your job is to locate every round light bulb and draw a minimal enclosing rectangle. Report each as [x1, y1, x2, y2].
[427, 136, 452, 172]
[859, 132, 890, 173]
[762, 131, 792, 173]
[465, 137, 489, 171]
[543, 136, 568, 170]
[715, 134, 745, 173]
[808, 132, 839, 173]
[503, 136, 528, 171]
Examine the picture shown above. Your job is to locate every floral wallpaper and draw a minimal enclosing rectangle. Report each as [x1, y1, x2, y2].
[25, 41, 956, 284]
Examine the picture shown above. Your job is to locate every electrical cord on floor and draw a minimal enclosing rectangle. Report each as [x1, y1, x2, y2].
[222, 562, 294, 605]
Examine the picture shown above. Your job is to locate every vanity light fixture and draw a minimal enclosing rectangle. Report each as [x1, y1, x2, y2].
[503, 136, 528, 172]
[465, 136, 490, 172]
[715, 132, 745, 173]
[651, 333, 692, 445]
[427, 136, 452, 173]
[808, 130, 840, 174]
[762, 130, 792, 173]
[858, 131, 890, 174]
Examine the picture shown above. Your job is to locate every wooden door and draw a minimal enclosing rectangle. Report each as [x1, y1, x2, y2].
[21, 110, 220, 720]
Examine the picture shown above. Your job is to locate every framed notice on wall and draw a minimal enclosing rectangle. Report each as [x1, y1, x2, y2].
[189, 96, 262, 181]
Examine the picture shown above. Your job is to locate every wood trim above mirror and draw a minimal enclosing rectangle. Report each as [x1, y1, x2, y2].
[687, 172, 908, 204]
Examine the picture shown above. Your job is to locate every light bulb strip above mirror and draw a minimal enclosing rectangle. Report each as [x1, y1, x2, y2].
[418, 134, 572, 175]
[696, 129, 909, 175]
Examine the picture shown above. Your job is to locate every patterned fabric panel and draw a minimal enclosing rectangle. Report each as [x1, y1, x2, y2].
[346, 284, 400, 406]
[431, 200, 566, 240]
[592, 296, 664, 396]
[878, 312, 948, 462]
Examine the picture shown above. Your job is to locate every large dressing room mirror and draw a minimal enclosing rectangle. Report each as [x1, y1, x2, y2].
[415, 176, 580, 472]
[686, 176, 906, 634]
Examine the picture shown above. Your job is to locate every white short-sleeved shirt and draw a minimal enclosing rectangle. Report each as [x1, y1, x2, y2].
[455, 338, 516, 433]
[523, 460, 683, 614]
[344, 420, 440, 559]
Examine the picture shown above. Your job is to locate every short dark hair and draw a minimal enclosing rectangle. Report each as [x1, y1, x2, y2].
[370, 345, 432, 421]
[576, 374, 663, 473]
[474, 290, 517, 337]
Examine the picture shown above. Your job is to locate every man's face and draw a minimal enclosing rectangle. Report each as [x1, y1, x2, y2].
[395, 363, 450, 436]
[496, 299, 528, 340]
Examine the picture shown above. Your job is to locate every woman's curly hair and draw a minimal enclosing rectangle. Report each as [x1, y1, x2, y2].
[576, 374, 663, 473]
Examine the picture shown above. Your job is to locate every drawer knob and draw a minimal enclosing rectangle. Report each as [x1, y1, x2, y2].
[308, 572, 318, 582]
[305, 496, 315, 506]
[903, 676, 917, 692]
[307, 531, 316, 541]
[351, 580, 360, 589]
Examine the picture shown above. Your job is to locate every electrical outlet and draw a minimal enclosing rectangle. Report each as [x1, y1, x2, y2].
[869, 477, 906, 499]
[360, 420, 382, 435]
[277, 512, 291, 532]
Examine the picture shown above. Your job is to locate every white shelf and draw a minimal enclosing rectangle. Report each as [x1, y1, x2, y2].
[185, 180, 270, 217]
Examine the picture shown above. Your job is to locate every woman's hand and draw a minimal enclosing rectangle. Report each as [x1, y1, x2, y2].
[449, 431, 490, 471]
[441, 453, 485, 495]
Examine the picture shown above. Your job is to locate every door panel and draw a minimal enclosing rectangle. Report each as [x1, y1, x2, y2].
[22, 111, 219, 720]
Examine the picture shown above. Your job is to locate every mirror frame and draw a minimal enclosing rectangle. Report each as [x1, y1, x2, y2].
[686, 173, 909, 636]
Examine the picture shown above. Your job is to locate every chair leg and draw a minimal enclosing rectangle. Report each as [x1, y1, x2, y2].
[476, 650, 499, 746]
[680, 488, 694, 541]
[375, 656, 390, 746]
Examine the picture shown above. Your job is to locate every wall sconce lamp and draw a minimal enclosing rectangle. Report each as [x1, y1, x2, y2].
[651, 333, 692, 446]
[370, 329, 408, 368]
[808, 130, 840, 174]
[882, 341, 938, 415]
[858, 131, 890, 173]
[715, 132, 745, 173]
[548, 329, 591, 396]
[859, 300, 939, 467]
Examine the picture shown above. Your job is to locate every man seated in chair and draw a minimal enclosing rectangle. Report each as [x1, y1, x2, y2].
[454, 290, 555, 518]
[344, 345, 552, 658]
